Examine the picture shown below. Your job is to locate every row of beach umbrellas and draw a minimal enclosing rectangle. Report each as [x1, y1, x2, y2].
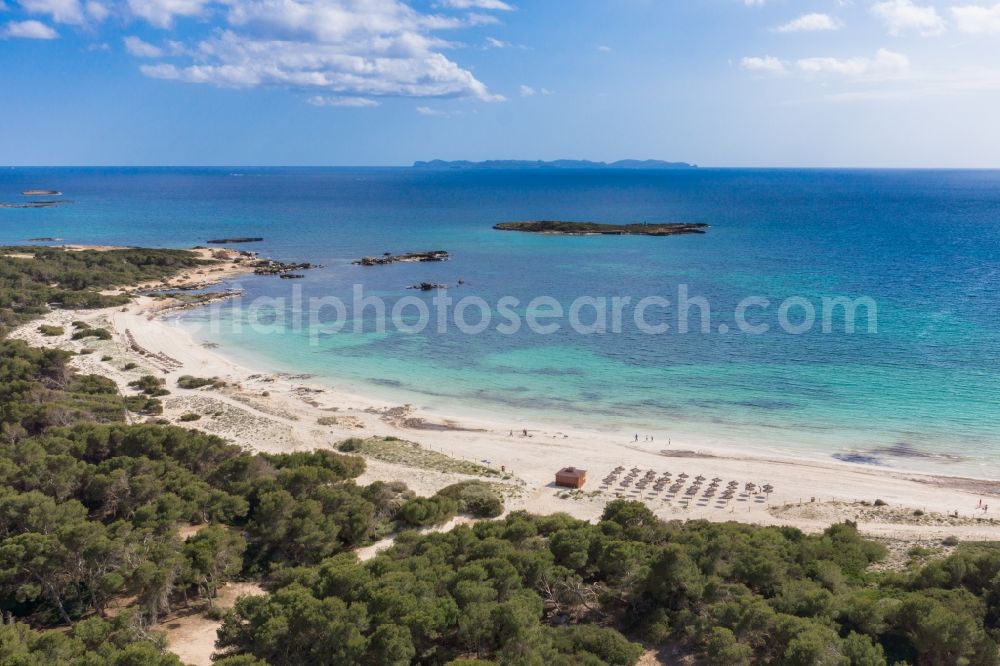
[601, 467, 774, 502]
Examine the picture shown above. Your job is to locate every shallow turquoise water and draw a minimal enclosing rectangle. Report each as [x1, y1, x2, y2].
[2, 167, 998, 475]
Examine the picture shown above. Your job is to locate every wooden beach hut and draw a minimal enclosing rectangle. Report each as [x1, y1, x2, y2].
[555, 467, 587, 489]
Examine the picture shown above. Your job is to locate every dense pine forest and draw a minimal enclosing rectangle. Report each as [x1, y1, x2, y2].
[0, 247, 998, 665]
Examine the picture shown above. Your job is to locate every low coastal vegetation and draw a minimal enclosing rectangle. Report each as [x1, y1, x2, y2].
[71, 325, 112, 341]
[129, 374, 171, 396]
[213, 503, 1000, 666]
[0, 245, 210, 336]
[177, 374, 226, 390]
[2, 246, 999, 665]
[337, 436, 502, 477]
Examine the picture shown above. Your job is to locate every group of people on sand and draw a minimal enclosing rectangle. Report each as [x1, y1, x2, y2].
[977, 498, 990, 513]
[634, 433, 670, 445]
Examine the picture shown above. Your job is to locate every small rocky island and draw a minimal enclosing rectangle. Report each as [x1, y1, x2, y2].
[494, 221, 708, 236]
[353, 250, 450, 266]
[1, 200, 70, 209]
[207, 237, 264, 244]
[22, 189, 62, 196]
[252, 259, 318, 276]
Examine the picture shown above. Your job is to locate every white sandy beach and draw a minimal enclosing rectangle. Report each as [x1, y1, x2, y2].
[11, 253, 1000, 546]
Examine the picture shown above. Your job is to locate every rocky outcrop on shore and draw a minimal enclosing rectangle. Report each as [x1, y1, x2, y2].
[494, 221, 709, 236]
[353, 250, 450, 266]
[252, 259, 318, 276]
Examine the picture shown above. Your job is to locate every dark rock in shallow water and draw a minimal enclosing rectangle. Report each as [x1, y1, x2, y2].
[22, 189, 62, 196]
[353, 250, 450, 266]
[207, 237, 264, 244]
[252, 259, 318, 275]
[870, 443, 965, 463]
[494, 221, 708, 236]
[279, 274, 305, 279]
[407, 282, 447, 291]
[28, 237, 61, 241]
[833, 453, 885, 466]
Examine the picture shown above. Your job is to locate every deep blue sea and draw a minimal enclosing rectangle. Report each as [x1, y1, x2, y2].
[2, 167, 999, 476]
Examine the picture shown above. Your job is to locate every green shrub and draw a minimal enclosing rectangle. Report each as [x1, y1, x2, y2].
[397, 495, 458, 527]
[123, 362, 138, 370]
[38, 324, 64, 336]
[129, 374, 170, 396]
[436, 480, 504, 518]
[71, 326, 112, 341]
[124, 395, 163, 415]
[177, 375, 223, 390]
[179, 413, 202, 422]
[336, 438, 364, 453]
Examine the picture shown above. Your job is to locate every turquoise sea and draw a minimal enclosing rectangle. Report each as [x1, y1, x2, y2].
[2, 167, 999, 476]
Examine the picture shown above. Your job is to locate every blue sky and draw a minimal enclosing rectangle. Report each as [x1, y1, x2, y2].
[3, 0, 1000, 166]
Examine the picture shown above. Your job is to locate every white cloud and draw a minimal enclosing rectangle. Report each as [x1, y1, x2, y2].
[952, 3, 1000, 33]
[85, 0, 107, 21]
[13, 0, 502, 106]
[740, 55, 786, 72]
[437, 0, 513, 10]
[596, 44, 612, 52]
[741, 49, 910, 79]
[3, 18, 58, 37]
[142, 29, 502, 101]
[127, 0, 209, 28]
[871, 0, 945, 36]
[416, 105, 449, 115]
[796, 48, 909, 77]
[20, 0, 84, 24]
[123, 35, 163, 56]
[774, 13, 840, 32]
[519, 84, 534, 96]
[744, 0, 765, 6]
[307, 95, 380, 106]
[140, 62, 180, 79]
[129, 0, 502, 103]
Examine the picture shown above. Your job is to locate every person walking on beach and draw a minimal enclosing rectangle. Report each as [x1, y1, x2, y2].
[634, 434, 639, 442]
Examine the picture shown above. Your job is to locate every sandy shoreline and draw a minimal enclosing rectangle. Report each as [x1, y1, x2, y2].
[10, 254, 1000, 544]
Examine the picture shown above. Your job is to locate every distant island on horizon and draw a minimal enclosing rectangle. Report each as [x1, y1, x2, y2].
[412, 159, 696, 170]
